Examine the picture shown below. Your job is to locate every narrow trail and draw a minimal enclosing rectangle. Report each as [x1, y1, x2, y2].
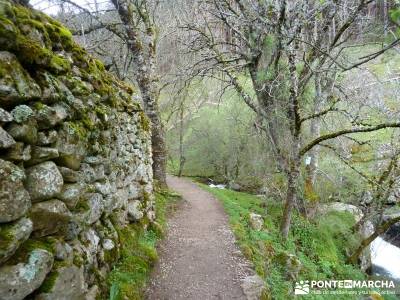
[146, 176, 253, 300]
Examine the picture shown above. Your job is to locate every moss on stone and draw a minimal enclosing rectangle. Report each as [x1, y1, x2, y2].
[139, 111, 150, 132]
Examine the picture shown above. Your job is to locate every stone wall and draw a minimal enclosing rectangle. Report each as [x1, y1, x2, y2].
[0, 1, 154, 299]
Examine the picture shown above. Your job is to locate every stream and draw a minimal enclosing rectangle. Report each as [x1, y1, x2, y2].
[371, 236, 400, 283]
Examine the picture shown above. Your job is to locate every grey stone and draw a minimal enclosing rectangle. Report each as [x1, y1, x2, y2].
[318, 202, 364, 223]
[84, 285, 99, 300]
[25, 161, 64, 202]
[0, 108, 13, 123]
[76, 193, 104, 225]
[0, 249, 53, 300]
[102, 239, 115, 250]
[11, 105, 34, 123]
[0, 126, 15, 148]
[127, 200, 144, 222]
[58, 166, 79, 183]
[360, 220, 374, 272]
[37, 130, 57, 146]
[0, 218, 33, 264]
[30, 199, 72, 237]
[6, 119, 38, 144]
[241, 275, 266, 300]
[54, 241, 73, 262]
[54, 124, 86, 170]
[0, 51, 41, 106]
[276, 251, 302, 280]
[35, 265, 85, 300]
[35, 103, 69, 129]
[249, 213, 263, 231]
[2, 142, 31, 161]
[0, 159, 31, 223]
[58, 183, 86, 209]
[27, 146, 59, 166]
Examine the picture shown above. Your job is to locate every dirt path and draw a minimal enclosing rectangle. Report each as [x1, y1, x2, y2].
[145, 176, 253, 300]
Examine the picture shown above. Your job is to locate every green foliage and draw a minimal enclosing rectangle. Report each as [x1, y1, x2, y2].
[201, 185, 367, 300]
[107, 190, 181, 299]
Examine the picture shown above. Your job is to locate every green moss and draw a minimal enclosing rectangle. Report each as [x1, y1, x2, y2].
[139, 111, 151, 132]
[65, 121, 89, 140]
[38, 270, 59, 293]
[73, 198, 90, 213]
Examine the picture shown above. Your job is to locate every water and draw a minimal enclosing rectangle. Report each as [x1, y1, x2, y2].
[371, 236, 400, 280]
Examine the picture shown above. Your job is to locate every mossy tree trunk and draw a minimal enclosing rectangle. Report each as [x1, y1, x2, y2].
[111, 0, 167, 188]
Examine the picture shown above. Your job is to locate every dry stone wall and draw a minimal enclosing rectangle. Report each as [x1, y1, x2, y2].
[0, 1, 154, 299]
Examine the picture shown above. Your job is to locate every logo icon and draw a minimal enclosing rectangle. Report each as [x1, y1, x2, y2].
[295, 280, 310, 295]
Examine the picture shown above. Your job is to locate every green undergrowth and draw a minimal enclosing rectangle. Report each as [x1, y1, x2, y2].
[200, 184, 387, 300]
[107, 190, 181, 300]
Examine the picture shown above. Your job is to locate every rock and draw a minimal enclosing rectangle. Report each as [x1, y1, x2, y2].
[27, 146, 59, 166]
[34, 265, 85, 300]
[35, 103, 69, 130]
[76, 193, 104, 225]
[58, 183, 86, 209]
[54, 241, 73, 262]
[0, 108, 13, 123]
[58, 166, 79, 183]
[37, 130, 57, 146]
[0, 126, 15, 148]
[318, 202, 364, 223]
[0, 249, 53, 300]
[25, 161, 64, 202]
[11, 105, 34, 123]
[0, 218, 33, 264]
[2, 142, 31, 161]
[360, 220, 374, 272]
[276, 251, 302, 280]
[0, 159, 31, 223]
[241, 275, 266, 300]
[127, 200, 143, 221]
[229, 182, 242, 191]
[6, 119, 38, 144]
[84, 285, 99, 300]
[30, 199, 72, 237]
[249, 213, 263, 231]
[0, 51, 41, 106]
[102, 239, 115, 250]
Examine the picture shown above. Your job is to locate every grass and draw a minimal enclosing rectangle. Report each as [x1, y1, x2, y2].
[199, 184, 399, 300]
[107, 190, 181, 300]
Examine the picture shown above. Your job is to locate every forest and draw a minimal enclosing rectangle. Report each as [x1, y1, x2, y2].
[0, 0, 400, 299]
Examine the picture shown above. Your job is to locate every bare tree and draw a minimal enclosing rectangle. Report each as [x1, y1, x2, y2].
[183, 0, 400, 239]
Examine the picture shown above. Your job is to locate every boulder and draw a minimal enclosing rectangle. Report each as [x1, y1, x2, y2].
[30, 199, 72, 237]
[37, 130, 57, 146]
[0, 51, 41, 106]
[6, 119, 38, 144]
[27, 146, 59, 166]
[75, 193, 104, 225]
[318, 202, 364, 223]
[0, 159, 31, 223]
[275, 251, 302, 280]
[58, 183, 86, 209]
[11, 105, 34, 123]
[57, 166, 80, 183]
[0, 126, 15, 148]
[0, 218, 33, 264]
[0, 108, 13, 123]
[127, 200, 143, 222]
[2, 142, 31, 161]
[34, 265, 85, 300]
[359, 220, 374, 272]
[35, 103, 69, 130]
[249, 213, 263, 231]
[54, 241, 73, 262]
[241, 275, 266, 300]
[25, 161, 64, 202]
[0, 249, 53, 300]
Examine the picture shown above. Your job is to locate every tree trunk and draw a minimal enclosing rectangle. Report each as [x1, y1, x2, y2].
[178, 104, 185, 177]
[280, 164, 300, 240]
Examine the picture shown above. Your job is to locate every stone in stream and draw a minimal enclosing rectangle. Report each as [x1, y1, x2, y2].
[0, 249, 54, 300]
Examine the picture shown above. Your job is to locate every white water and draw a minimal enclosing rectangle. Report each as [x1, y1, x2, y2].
[371, 237, 400, 280]
[208, 183, 226, 189]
